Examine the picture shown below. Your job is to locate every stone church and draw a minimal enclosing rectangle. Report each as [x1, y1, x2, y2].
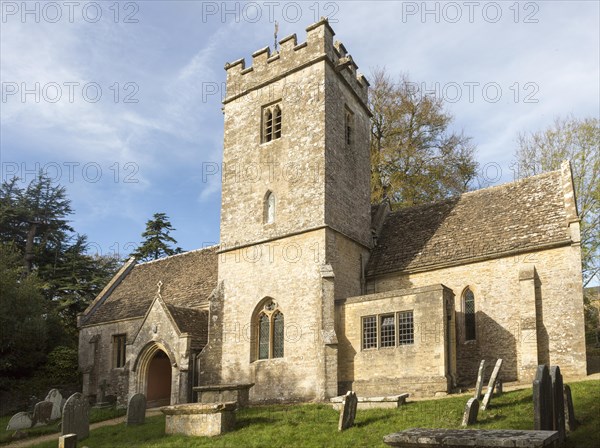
[77, 18, 587, 407]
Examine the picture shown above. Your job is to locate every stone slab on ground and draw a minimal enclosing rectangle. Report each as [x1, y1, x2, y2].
[331, 393, 409, 411]
[62, 393, 89, 441]
[461, 397, 479, 426]
[161, 402, 236, 437]
[383, 428, 559, 447]
[6, 412, 32, 431]
[193, 383, 254, 408]
[44, 389, 63, 420]
[126, 393, 147, 425]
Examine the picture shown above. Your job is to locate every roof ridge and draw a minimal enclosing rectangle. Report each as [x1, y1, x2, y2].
[136, 244, 219, 266]
[387, 169, 561, 216]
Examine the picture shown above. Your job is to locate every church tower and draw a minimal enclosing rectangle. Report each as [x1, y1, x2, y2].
[212, 18, 371, 401]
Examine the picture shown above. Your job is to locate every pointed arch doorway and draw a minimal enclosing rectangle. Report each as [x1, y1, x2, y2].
[146, 349, 172, 407]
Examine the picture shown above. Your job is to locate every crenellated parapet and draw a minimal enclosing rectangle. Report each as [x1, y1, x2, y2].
[223, 17, 369, 107]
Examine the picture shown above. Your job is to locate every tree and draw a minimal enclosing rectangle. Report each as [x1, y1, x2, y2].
[514, 116, 599, 286]
[131, 213, 182, 261]
[0, 244, 48, 378]
[0, 174, 119, 340]
[370, 68, 479, 206]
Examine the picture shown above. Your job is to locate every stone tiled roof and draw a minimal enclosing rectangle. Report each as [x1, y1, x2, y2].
[166, 305, 209, 350]
[83, 246, 218, 326]
[366, 170, 571, 277]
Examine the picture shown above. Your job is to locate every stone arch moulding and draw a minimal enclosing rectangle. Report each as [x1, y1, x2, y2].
[132, 340, 178, 397]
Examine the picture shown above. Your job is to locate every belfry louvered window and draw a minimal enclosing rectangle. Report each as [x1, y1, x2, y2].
[262, 103, 282, 142]
[464, 287, 476, 341]
[256, 300, 284, 360]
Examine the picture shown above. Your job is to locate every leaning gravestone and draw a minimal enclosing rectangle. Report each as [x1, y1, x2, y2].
[550, 366, 566, 443]
[481, 359, 503, 410]
[127, 393, 147, 425]
[461, 397, 479, 426]
[563, 384, 577, 431]
[338, 391, 358, 431]
[473, 359, 486, 400]
[45, 388, 63, 420]
[32, 400, 53, 426]
[533, 364, 553, 430]
[6, 412, 32, 430]
[62, 393, 90, 440]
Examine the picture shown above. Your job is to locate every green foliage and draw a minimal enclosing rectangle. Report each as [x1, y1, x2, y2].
[42, 346, 79, 385]
[514, 116, 599, 286]
[0, 244, 48, 379]
[130, 212, 182, 261]
[370, 68, 479, 206]
[21, 380, 600, 448]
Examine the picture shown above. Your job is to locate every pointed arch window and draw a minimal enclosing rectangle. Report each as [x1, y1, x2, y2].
[464, 287, 476, 341]
[262, 103, 282, 143]
[264, 191, 276, 224]
[255, 299, 284, 360]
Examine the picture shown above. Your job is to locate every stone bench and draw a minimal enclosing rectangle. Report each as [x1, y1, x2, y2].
[331, 393, 409, 411]
[383, 428, 559, 448]
[193, 383, 254, 408]
[160, 402, 236, 437]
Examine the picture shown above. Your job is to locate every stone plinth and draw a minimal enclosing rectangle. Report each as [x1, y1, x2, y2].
[331, 393, 409, 411]
[193, 383, 254, 408]
[161, 402, 236, 437]
[383, 428, 559, 447]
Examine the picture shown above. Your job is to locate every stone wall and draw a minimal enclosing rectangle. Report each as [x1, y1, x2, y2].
[215, 230, 329, 402]
[367, 244, 587, 384]
[336, 285, 456, 397]
[78, 319, 141, 406]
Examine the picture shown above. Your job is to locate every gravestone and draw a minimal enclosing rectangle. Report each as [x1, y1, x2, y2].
[44, 389, 63, 420]
[494, 380, 503, 395]
[338, 391, 358, 431]
[59, 433, 78, 448]
[32, 400, 53, 426]
[473, 360, 486, 400]
[62, 392, 90, 440]
[6, 412, 32, 430]
[127, 393, 147, 425]
[533, 364, 553, 430]
[461, 397, 479, 426]
[95, 379, 111, 408]
[481, 358, 502, 410]
[549, 366, 565, 443]
[563, 384, 577, 431]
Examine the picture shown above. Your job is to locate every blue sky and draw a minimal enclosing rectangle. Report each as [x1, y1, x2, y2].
[1, 1, 599, 259]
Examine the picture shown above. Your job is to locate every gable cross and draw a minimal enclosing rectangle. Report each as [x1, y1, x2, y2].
[156, 280, 163, 298]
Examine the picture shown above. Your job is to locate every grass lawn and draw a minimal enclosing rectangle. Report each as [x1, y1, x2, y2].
[21, 380, 600, 448]
[0, 406, 126, 445]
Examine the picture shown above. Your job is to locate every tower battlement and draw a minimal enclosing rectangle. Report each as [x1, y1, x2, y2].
[223, 18, 369, 107]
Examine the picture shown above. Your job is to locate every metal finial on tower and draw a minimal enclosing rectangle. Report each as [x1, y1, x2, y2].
[274, 21, 279, 52]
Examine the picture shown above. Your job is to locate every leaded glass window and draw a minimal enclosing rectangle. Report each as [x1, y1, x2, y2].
[398, 311, 414, 345]
[362, 316, 377, 349]
[464, 288, 476, 341]
[273, 312, 284, 358]
[380, 314, 396, 347]
[258, 313, 270, 360]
